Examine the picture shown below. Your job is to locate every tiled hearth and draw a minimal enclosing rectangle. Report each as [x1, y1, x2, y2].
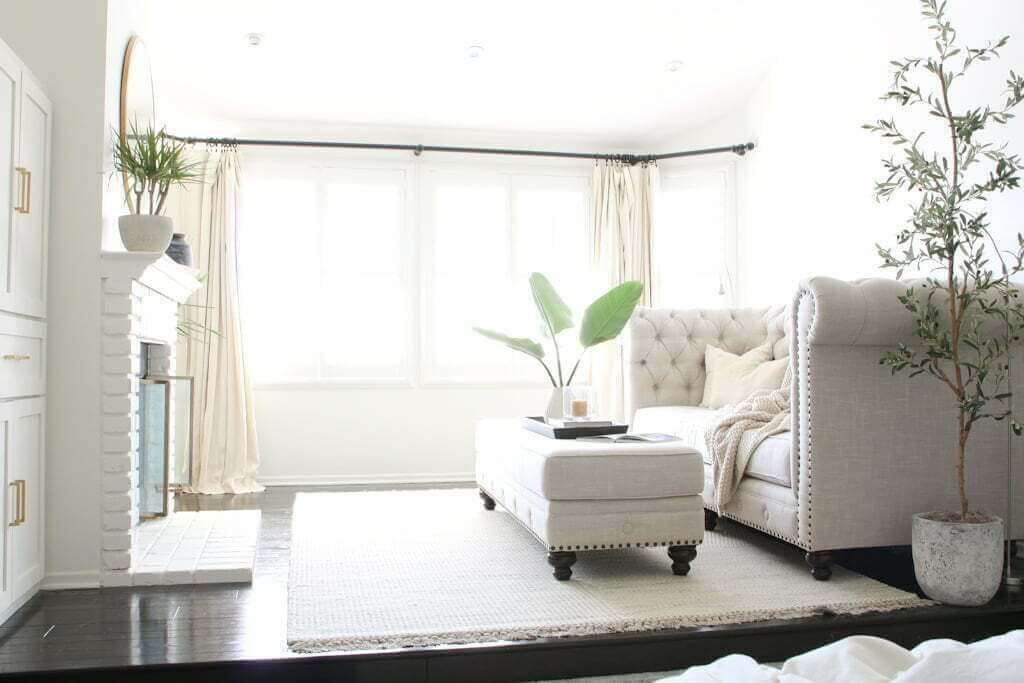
[131, 510, 262, 585]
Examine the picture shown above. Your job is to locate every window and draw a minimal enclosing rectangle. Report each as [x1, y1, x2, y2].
[421, 170, 591, 383]
[238, 155, 592, 386]
[239, 160, 410, 383]
[652, 164, 736, 309]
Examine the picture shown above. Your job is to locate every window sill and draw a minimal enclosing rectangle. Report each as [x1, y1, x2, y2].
[253, 378, 552, 391]
[253, 378, 415, 390]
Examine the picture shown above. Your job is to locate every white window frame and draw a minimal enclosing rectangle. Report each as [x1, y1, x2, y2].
[239, 150, 740, 390]
[655, 157, 739, 308]
[241, 148, 418, 389]
[416, 160, 592, 387]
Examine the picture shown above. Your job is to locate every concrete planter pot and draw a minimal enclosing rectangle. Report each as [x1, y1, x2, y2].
[912, 512, 1003, 606]
[118, 214, 173, 253]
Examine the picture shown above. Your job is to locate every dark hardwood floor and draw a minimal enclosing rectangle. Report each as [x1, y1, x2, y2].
[0, 484, 1021, 682]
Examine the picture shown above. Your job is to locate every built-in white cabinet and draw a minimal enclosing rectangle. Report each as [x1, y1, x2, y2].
[0, 36, 49, 622]
[0, 38, 50, 320]
[0, 398, 44, 609]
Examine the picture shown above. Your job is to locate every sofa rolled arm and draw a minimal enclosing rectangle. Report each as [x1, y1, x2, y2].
[793, 276, 918, 347]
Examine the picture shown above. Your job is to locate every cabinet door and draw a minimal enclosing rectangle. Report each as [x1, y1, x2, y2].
[9, 72, 50, 318]
[7, 397, 43, 598]
[0, 42, 19, 317]
[0, 402, 17, 613]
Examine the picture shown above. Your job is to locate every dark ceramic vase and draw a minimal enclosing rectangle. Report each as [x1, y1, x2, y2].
[165, 233, 193, 267]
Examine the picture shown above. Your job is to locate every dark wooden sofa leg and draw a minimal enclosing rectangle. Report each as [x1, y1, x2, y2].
[668, 545, 698, 576]
[547, 551, 577, 581]
[805, 551, 833, 581]
[479, 490, 495, 510]
[704, 509, 719, 531]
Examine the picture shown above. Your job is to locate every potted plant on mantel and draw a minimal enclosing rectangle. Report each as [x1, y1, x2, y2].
[865, 0, 1024, 605]
[112, 119, 202, 254]
[474, 273, 643, 418]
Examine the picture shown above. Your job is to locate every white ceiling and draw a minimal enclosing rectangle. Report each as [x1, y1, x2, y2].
[128, 0, 779, 146]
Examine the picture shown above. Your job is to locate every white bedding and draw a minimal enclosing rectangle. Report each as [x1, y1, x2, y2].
[660, 630, 1024, 683]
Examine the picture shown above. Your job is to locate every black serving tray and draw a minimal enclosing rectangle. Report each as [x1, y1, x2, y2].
[521, 416, 629, 440]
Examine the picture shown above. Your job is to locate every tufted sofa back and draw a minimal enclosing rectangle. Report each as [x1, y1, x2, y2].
[623, 305, 790, 419]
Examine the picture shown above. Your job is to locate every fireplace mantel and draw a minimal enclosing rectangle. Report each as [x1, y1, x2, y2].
[100, 251, 202, 304]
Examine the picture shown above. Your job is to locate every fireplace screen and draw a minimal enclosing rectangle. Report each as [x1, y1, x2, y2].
[138, 375, 194, 517]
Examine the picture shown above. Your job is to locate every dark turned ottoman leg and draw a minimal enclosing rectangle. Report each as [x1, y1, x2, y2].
[479, 490, 496, 510]
[704, 509, 719, 531]
[547, 551, 577, 581]
[806, 551, 834, 581]
[668, 545, 697, 576]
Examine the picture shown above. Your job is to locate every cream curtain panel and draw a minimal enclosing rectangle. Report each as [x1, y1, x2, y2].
[587, 160, 659, 422]
[181, 150, 264, 494]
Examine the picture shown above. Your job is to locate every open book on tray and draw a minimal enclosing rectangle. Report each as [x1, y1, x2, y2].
[577, 433, 679, 443]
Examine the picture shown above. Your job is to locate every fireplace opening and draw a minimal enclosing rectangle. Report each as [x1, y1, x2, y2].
[136, 342, 193, 518]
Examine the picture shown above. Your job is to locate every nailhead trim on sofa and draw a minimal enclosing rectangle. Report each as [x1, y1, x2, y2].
[549, 539, 702, 551]
[793, 286, 815, 549]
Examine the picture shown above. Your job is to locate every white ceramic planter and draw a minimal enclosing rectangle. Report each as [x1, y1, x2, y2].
[118, 214, 173, 253]
[912, 512, 1003, 606]
[545, 388, 562, 419]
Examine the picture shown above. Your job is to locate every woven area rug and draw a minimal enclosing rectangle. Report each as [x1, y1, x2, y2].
[287, 489, 928, 652]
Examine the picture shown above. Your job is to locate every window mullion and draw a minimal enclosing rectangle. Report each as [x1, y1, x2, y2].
[506, 173, 516, 287]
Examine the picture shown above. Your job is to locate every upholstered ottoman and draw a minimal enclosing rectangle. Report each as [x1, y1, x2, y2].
[475, 418, 704, 580]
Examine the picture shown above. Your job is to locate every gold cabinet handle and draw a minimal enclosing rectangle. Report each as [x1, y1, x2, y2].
[18, 480, 25, 524]
[7, 482, 17, 527]
[13, 167, 29, 214]
[2, 354, 31, 361]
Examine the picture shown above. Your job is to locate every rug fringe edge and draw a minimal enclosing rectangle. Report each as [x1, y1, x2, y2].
[287, 595, 931, 654]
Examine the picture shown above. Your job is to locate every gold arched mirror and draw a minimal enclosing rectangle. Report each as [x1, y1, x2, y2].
[120, 36, 157, 139]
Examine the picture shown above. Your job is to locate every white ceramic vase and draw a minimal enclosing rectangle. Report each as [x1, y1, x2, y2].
[545, 388, 562, 419]
[912, 512, 1003, 606]
[118, 214, 174, 253]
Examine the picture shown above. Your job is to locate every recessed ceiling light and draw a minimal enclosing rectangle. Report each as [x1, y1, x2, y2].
[666, 60, 684, 72]
[465, 44, 485, 60]
[246, 33, 264, 47]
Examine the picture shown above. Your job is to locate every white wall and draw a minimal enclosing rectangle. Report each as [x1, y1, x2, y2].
[254, 387, 548, 484]
[658, 0, 1024, 306]
[0, 0, 109, 588]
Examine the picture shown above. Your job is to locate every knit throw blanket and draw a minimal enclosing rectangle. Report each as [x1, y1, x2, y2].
[704, 365, 792, 508]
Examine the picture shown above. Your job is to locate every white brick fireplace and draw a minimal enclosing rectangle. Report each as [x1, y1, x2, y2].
[100, 251, 201, 587]
[99, 251, 261, 588]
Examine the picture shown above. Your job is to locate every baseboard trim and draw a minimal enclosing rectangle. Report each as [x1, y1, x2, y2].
[257, 472, 475, 487]
[0, 579, 43, 623]
[42, 571, 101, 590]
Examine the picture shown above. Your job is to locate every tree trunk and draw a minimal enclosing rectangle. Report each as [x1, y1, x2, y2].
[957, 423, 969, 519]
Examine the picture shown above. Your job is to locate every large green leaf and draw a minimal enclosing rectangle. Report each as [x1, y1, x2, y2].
[579, 281, 644, 348]
[529, 273, 573, 336]
[472, 327, 545, 359]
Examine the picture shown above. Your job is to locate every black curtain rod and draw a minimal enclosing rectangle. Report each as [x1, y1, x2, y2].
[166, 134, 754, 164]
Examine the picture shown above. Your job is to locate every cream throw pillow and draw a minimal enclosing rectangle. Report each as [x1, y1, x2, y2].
[700, 343, 788, 409]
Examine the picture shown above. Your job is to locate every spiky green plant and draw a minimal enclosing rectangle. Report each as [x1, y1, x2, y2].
[113, 119, 202, 215]
[865, 0, 1024, 519]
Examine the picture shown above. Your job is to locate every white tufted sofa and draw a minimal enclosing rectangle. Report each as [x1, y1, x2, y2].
[624, 276, 1024, 580]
